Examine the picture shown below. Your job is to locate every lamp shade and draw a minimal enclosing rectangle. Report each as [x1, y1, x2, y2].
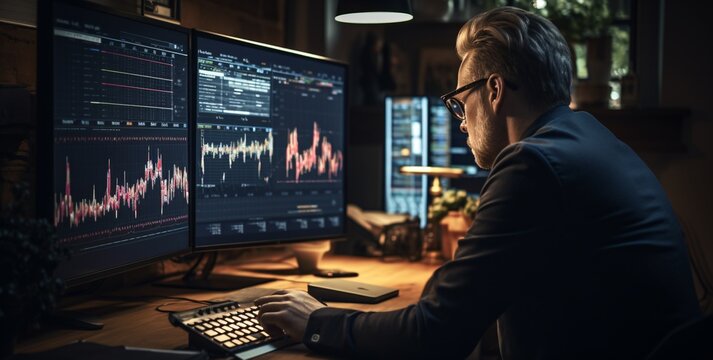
[399, 166, 464, 178]
[335, 0, 413, 24]
[400, 166, 463, 196]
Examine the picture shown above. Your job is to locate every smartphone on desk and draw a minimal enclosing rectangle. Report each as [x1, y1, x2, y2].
[313, 269, 359, 278]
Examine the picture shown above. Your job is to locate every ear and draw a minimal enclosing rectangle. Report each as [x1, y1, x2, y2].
[486, 74, 505, 114]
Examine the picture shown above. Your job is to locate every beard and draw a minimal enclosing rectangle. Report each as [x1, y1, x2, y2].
[467, 106, 508, 170]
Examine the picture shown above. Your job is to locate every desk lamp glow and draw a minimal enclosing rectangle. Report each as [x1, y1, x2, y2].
[400, 166, 464, 264]
[399, 165, 464, 197]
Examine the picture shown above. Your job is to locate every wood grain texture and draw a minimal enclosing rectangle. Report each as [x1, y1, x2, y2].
[15, 254, 439, 359]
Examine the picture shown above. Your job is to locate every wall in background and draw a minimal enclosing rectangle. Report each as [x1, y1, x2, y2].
[181, 0, 285, 46]
[0, 22, 35, 91]
[2, 1, 712, 308]
[641, 0, 713, 313]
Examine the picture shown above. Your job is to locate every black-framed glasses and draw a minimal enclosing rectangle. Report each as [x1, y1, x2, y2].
[440, 78, 518, 120]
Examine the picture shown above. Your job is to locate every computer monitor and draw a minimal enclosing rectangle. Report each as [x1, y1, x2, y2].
[384, 97, 429, 227]
[384, 96, 487, 226]
[430, 97, 489, 193]
[193, 31, 347, 251]
[37, 0, 191, 284]
[427, 97, 483, 177]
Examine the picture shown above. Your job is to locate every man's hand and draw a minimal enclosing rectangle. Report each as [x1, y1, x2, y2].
[255, 289, 327, 341]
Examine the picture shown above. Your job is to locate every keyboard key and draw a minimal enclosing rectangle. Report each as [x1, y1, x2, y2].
[237, 322, 248, 328]
[247, 335, 257, 342]
[234, 330, 245, 336]
[248, 326, 258, 333]
[205, 330, 218, 337]
[228, 332, 237, 339]
[203, 323, 213, 329]
[239, 314, 249, 320]
[261, 331, 270, 337]
[215, 328, 225, 334]
[225, 317, 235, 323]
[196, 325, 206, 331]
[230, 324, 240, 330]
[234, 339, 244, 346]
[222, 325, 232, 332]
[256, 325, 264, 331]
[217, 319, 228, 325]
[210, 321, 221, 327]
[214, 334, 230, 343]
[239, 337, 250, 344]
[224, 341, 236, 348]
[246, 312, 255, 318]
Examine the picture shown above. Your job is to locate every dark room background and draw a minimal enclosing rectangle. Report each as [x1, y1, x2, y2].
[1, 0, 712, 314]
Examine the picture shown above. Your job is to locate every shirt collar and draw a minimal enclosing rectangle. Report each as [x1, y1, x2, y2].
[519, 103, 572, 141]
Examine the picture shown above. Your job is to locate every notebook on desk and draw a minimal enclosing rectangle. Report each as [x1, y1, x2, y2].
[308, 279, 399, 304]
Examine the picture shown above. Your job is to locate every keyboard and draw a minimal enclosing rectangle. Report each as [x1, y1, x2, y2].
[169, 300, 295, 359]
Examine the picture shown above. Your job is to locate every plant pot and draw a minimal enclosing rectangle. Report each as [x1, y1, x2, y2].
[439, 211, 471, 261]
[586, 35, 612, 85]
[573, 82, 612, 108]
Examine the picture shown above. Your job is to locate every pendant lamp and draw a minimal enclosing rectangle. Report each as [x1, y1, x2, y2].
[335, 0, 413, 24]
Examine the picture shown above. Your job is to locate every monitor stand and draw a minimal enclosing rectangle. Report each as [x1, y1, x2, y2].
[289, 240, 331, 274]
[155, 274, 274, 292]
[154, 252, 275, 291]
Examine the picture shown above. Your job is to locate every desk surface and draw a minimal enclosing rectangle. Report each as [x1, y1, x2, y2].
[16, 254, 439, 359]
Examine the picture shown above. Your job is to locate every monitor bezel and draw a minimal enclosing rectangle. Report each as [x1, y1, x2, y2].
[37, 0, 193, 286]
[191, 29, 349, 252]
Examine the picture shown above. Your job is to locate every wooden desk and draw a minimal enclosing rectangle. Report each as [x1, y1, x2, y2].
[16, 254, 439, 359]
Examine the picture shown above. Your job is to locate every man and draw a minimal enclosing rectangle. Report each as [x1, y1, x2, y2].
[257, 7, 701, 359]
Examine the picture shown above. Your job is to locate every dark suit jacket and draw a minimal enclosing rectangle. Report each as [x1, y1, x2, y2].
[303, 105, 701, 359]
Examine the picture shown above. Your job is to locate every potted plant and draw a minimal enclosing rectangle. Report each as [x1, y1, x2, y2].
[428, 189, 480, 260]
[508, 0, 614, 107]
[0, 183, 65, 357]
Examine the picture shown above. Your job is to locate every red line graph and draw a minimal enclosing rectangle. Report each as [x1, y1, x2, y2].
[101, 82, 173, 93]
[101, 50, 174, 66]
[285, 122, 343, 183]
[54, 147, 189, 228]
[200, 130, 274, 183]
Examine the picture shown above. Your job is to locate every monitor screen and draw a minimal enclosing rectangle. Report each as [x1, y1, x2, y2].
[384, 97, 428, 227]
[384, 97, 487, 226]
[428, 97, 482, 176]
[193, 32, 346, 248]
[45, 1, 190, 282]
[428, 97, 451, 169]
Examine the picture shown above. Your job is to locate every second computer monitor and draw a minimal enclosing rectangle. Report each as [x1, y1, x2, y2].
[42, 0, 190, 284]
[384, 96, 486, 227]
[193, 31, 347, 249]
[384, 97, 429, 227]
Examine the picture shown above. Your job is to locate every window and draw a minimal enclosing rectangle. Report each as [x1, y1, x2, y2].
[501, 0, 636, 108]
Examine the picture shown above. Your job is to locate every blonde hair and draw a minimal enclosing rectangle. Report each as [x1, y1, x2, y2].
[456, 6, 572, 107]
